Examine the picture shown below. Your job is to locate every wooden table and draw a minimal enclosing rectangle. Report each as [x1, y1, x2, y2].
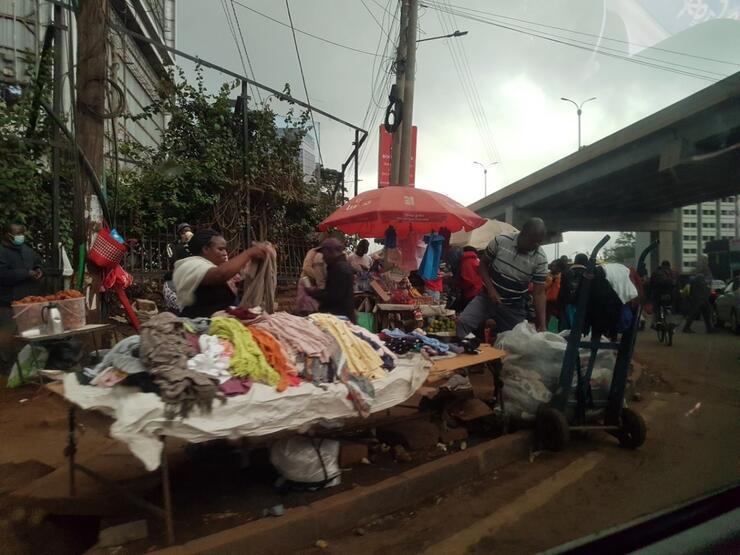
[427, 344, 506, 384]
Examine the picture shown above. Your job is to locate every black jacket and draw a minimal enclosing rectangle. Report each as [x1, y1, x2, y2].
[0, 242, 44, 306]
[311, 259, 355, 322]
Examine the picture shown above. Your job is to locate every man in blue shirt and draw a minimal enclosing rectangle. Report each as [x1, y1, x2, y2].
[456, 218, 548, 336]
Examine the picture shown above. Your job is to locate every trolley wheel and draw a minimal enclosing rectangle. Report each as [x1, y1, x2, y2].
[536, 407, 570, 452]
[617, 408, 647, 449]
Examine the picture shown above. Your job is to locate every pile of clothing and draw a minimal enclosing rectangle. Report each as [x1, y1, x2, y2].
[78, 311, 399, 419]
[379, 328, 462, 357]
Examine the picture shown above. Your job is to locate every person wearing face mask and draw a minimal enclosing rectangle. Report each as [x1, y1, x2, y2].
[1, 222, 45, 368]
[167, 223, 194, 267]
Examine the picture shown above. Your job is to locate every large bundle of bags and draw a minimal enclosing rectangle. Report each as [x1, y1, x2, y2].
[494, 322, 616, 420]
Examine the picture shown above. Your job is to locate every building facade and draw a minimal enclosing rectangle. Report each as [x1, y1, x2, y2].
[1, 0, 175, 157]
[679, 196, 740, 272]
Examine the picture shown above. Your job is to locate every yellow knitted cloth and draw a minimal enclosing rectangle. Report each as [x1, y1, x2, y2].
[209, 317, 279, 386]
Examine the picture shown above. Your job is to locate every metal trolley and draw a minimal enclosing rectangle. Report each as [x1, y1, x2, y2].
[535, 236, 658, 451]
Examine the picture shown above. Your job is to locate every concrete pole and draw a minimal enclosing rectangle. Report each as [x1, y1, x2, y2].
[398, 0, 418, 187]
[389, 0, 409, 186]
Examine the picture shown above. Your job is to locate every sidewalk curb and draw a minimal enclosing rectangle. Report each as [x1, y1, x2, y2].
[152, 432, 532, 555]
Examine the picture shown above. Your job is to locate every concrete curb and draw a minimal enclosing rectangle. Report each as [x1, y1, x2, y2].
[152, 432, 532, 555]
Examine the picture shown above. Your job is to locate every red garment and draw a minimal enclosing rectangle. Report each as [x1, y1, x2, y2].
[459, 251, 483, 301]
[425, 275, 444, 292]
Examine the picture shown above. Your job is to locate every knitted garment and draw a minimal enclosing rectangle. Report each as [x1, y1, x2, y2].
[240, 242, 277, 313]
[308, 313, 386, 380]
[254, 312, 335, 364]
[249, 327, 301, 392]
[139, 312, 220, 419]
[209, 317, 279, 386]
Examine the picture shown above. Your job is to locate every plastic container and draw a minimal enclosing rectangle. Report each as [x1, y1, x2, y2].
[88, 228, 127, 269]
[57, 297, 86, 329]
[11, 302, 46, 334]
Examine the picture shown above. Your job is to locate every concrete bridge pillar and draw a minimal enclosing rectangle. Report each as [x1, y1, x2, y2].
[649, 229, 677, 270]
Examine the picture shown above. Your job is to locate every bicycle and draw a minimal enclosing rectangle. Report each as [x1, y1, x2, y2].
[654, 298, 675, 346]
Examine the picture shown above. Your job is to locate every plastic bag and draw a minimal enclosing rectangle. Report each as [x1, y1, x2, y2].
[270, 436, 341, 488]
[7, 344, 48, 388]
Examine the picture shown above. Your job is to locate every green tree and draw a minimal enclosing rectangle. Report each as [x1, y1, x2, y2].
[117, 67, 337, 247]
[603, 232, 636, 264]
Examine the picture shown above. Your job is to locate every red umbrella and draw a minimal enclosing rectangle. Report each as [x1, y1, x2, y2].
[318, 187, 486, 237]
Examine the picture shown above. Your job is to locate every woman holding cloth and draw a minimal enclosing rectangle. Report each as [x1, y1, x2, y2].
[173, 229, 266, 318]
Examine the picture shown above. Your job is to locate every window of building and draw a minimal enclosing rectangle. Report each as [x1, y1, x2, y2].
[721, 210, 735, 216]
[683, 248, 697, 254]
[703, 209, 715, 216]
[682, 235, 697, 241]
[685, 222, 697, 228]
[702, 223, 714, 228]
[684, 261, 696, 268]
[683, 208, 697, 215]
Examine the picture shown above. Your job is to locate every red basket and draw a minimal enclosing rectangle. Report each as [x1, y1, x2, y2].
[88, 228, 127, 269]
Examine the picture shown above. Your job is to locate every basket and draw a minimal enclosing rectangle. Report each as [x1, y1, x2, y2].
[11, 302, 46, 334]
[58, 297, 86, 329]
[88, 228, 127, 269]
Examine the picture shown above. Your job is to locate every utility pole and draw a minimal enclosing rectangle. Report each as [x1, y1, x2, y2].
[473, 161, 497, 197]
[398, 0, 418, 187]
[74, 0, 108, 321]
[51, 3, 64, 288]
[389, 0, 409, 186]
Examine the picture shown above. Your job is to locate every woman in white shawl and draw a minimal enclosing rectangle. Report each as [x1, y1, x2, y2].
[173, 229, 266, 318]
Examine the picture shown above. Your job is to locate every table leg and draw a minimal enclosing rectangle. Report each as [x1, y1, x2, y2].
[160, 437, 175, 544]
[65, 406, 77, 497]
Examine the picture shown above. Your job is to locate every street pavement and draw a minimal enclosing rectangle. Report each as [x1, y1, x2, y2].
[296, 327, 740, 554]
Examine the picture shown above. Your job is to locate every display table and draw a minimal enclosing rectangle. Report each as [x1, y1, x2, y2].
[427, 344, 506, 384]
[374, 303, 455, 330]
[12, 324, 115, 385]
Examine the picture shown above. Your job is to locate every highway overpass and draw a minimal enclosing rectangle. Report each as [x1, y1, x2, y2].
[471, 70, 740, 265]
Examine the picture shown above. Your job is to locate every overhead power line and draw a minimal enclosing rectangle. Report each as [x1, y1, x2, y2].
[230, 0, 263, 103]
[221, 0, 259, 102]
[425, 1, 726, 82]
[433, 1, 740, 68]
[285, 0, 323, 166]
[232, 0, 391, 59]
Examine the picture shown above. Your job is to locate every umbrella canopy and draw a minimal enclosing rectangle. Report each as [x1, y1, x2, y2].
[449, 219, 518, 250]
[318, 187, 486, 237]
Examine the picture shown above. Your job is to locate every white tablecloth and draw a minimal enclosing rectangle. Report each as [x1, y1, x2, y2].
[63, 355, 430, 470]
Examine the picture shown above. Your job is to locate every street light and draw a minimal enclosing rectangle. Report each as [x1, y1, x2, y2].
[473, 161, 498, 197]
[561, 96, 596, 150]
[417, 30, 469, 43]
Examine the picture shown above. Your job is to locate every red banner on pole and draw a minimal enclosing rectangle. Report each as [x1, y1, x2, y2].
[378, 125, 417, 187]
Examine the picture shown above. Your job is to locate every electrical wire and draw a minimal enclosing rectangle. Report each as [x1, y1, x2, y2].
[429, 1, 740, 69]
[232, 0, 391, 59]
[425, 2, 725, 82]
[284, 0, 323, 166]
[230, 0, 263, 103]
[221, 0, 253, 99]
[360, 0, 395, 43]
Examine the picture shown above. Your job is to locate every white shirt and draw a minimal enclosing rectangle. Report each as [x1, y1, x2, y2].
[348, 252, 372, 272]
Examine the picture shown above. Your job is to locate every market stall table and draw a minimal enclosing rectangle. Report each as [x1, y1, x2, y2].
[51, 354, 430, 544]
[374, 303, 455, 330]
[13, 323, 116, 384]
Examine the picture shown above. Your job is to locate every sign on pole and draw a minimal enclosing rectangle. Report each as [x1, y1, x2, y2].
[378, 125, 417, 187]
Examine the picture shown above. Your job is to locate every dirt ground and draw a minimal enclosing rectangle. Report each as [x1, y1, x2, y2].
[293, 327, 740, 554]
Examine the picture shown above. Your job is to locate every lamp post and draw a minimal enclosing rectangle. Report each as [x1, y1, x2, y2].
[416, 29, 468, 43]
[561, 96, 596, 150]
[473, 161, 498, 197]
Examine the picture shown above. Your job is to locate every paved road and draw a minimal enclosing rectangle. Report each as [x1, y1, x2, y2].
[302, 328, 739, 554]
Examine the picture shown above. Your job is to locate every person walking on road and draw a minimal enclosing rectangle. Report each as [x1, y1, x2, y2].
[456, 218, 548, 336]
[683, 272, 712, 334]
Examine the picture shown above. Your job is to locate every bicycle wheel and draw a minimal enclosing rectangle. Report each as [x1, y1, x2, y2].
[667, 325, 674, 346]
[656, 322, 665, 343]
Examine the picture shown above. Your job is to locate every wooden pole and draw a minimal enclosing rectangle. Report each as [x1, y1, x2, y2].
[73, 0, 107, 320]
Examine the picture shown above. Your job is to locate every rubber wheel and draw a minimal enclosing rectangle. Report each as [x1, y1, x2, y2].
[536, 407, 570, 452]
[667, 325, 674, 347]
[617, 408, 647, 449]
[656, 324, 665, 343]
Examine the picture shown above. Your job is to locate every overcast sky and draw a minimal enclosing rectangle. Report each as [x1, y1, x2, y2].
[177, 0, 740, 257]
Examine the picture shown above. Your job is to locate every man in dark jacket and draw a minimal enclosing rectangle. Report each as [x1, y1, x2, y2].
[307, 237, 355, 322]
[0, 222, 44, 306]
[1, 222, 45, 369]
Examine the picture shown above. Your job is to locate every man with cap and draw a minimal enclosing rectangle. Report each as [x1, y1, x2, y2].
[167, 223, 193, 267]
[306, 238, 355, 322]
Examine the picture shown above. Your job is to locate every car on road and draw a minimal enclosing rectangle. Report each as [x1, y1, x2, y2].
[714, 277, 740, 334]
